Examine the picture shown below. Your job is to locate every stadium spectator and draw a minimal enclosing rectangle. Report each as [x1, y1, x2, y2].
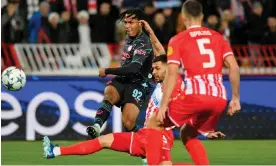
[1, 0, 26, 43]
[262, 17, 276, 44]
[220, 19, 230, 43]
[176, 12, 186, 33]
[58, 10, 78, 43]
[152, 12, 174, 44]
[143, 2, 156, 27]
[205, 14, 220, 32]
[29, 1, 50, 43]
[231, 0, 245, 21]
[220, 9, 247, 45]
[77, 10, 92, 55]
[243, 1, 266, 44]
[1, 0, 275, 47]
[91, 2, 117, 43]
[258, 0, 276, 19]
[162, 7, 177, 35]
[62, 10, 93, 69]
[48, 12, 60, 43]
[198, 0, 220, 22]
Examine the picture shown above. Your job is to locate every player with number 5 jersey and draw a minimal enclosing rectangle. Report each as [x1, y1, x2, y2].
[168, 27, 230, 98]
[159, 0, 241, 129]
[155, 0, 241, 165]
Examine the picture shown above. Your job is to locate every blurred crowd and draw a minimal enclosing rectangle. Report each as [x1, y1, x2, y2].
[1, 0, 276, 45]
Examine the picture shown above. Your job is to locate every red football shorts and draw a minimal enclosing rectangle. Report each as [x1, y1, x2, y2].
[165, 95, 227, 133]
[112, 128, 173, 162]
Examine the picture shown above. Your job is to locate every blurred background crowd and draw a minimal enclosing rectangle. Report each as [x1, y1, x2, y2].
[1, 0, 276, 46]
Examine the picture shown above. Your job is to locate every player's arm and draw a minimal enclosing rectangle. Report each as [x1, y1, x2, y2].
[140, 20, 166, 56]
[221, 36, 240, 100]
[105, 63, 141, 75]
[221, 37, 241, 115]
[159, 38, 181, 114]
[224, 55, 240, 100]
[160, 64, 179, 108]
[105, 42, 152, 76]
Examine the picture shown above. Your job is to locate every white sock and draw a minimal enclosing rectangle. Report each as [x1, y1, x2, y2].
[142, 158, 147, 165]
[94, 124, 101, 130]
[53, 147, 61, 156]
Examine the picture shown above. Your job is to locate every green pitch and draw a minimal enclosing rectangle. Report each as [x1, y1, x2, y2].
[2, 140, 276, 165]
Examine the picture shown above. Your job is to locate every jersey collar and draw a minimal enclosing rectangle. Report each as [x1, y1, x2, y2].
[187, 25, 201, 29]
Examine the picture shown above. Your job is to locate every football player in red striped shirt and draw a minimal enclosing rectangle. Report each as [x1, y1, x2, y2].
[42, 55, 184, 165]
[149, 0, 241, 165]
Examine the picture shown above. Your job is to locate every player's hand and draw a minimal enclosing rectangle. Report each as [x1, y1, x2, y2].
[227, 98, 241, 116]
[98, 68, 106, 78]
[157, 106, 167, 124]
[206, 131, 225, 139]
[139, 20, 154, 34]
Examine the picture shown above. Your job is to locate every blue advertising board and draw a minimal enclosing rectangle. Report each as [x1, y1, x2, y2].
[1, 76, 276, 140]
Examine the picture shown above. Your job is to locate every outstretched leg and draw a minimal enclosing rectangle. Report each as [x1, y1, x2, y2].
[43, 132, 134, 158]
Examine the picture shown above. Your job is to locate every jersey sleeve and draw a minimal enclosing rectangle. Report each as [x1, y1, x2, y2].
[220, 36, 234, 59]
[167, 37, 181, 66]
[131, 42, 153, 66]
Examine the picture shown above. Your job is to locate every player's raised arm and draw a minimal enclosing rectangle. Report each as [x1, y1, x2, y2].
[222, 38, 241, 116]
[140, 20, 166, 56]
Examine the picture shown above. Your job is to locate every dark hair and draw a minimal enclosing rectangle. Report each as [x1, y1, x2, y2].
[119, 8, 145, 22]
[182, 0, 202, 17]
[153, 55, 167, 63]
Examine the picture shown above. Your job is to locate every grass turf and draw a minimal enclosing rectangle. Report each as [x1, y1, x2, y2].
[2, 140, 276, 165]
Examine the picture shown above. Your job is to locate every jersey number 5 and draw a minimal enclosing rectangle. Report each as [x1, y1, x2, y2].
[196, 38, 216, 68]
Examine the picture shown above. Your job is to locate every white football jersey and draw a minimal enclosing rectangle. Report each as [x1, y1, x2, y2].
[144, 83, 163, 125]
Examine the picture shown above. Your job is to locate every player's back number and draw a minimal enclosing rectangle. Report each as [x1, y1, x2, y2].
[196, 38, 215, 68]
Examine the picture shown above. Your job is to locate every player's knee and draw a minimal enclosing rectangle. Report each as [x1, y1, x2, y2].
[122, 104, 139, 131]
[104, 86, 120, 104]
[122, 118, 135, 131]
[98, 134, 114, 148]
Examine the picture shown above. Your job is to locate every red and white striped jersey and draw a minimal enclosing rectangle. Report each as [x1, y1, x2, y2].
[144, 76, 184, 127]
[167, 25, 233, 100]
[184, 73, 227, 99]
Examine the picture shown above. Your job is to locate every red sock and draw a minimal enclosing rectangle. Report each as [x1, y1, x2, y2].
[185, 138, 209, 165]
[60, 138, 102, 155]
[145, 129, 163, 165]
